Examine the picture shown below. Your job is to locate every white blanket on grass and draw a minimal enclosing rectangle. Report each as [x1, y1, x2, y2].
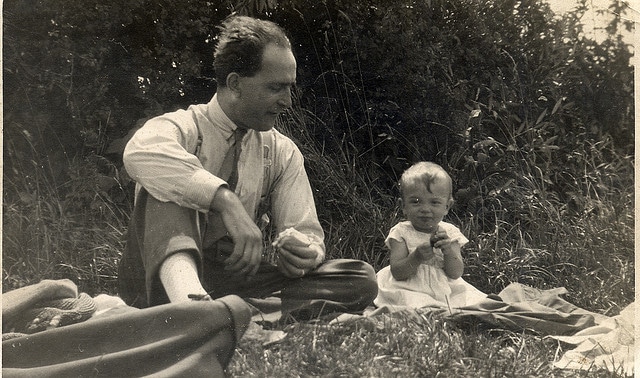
[550, 301, 635, 376]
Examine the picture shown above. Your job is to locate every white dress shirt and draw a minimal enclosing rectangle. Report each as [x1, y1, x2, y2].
[123, 94, 325, 259]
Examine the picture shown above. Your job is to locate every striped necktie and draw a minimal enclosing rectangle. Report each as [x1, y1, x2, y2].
[225, 127, 247, 191]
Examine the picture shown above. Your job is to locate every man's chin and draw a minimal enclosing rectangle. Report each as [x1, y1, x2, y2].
[257, 124, 276, 131]
[250, 117, 276, 131]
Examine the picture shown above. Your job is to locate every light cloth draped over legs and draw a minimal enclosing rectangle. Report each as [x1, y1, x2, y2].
[118, 190, 378, 321]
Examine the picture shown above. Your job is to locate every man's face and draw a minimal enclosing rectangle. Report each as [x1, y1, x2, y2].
[234, 44, 296, 131]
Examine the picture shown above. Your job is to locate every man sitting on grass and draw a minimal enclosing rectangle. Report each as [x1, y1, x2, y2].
[118, 15, 377, 323]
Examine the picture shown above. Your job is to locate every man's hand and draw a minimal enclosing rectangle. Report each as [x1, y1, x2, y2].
[277, 244, 320, 278]
[211, 188, 263, 277]
[272, 228, 322, 277]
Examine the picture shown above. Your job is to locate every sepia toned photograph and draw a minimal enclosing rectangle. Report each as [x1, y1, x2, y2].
[2, 0, 635, 376]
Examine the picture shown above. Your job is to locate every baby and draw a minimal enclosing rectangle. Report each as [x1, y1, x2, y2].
[374, 162, 485, 309]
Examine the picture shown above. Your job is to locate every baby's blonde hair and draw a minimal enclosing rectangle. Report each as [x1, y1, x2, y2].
[399, 162, 453, 200]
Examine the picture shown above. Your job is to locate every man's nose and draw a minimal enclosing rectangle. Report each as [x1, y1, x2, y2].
[278, 88, 292, 108]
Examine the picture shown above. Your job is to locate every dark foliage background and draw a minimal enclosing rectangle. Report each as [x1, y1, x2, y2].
[3, 0, 634, 313]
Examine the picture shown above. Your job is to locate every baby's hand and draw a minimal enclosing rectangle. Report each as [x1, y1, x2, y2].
[430, 229, 452, 251]
[414, 243, 436, 262]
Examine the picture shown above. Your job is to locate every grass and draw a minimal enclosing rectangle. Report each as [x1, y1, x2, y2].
[229, 311, 630, 377]
[2, 156, 130, 296]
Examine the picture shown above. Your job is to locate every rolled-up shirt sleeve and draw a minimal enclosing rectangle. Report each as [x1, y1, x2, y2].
[123, 115, 225, 212]
[269, 137, 326, 264]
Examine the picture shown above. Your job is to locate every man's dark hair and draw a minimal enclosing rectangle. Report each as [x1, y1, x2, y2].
[214, 16, 291, 87]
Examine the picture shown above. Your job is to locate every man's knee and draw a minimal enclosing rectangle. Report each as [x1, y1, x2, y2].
[353, 260, 378, 306]
[318, 258, 378, 307]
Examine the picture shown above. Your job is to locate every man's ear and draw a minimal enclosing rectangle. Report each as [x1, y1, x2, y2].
[226, 73, 241, 95]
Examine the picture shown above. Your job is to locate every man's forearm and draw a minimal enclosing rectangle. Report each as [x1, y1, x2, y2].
[209, 186, 246, 213]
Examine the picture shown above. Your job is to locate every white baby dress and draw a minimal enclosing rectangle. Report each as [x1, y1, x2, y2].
[374, 221, 486, 309]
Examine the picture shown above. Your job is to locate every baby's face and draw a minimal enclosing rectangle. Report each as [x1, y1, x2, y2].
[402, 179, 451, 233]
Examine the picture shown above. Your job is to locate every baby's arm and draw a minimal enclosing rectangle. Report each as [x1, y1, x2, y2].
[388, 238, 430, 281]
[432, 230, 464, 279]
